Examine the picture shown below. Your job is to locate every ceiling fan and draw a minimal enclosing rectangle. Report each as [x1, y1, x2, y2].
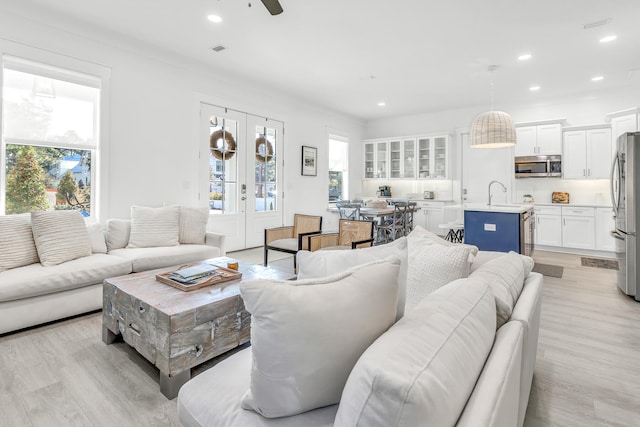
[260, 0, 283, 15]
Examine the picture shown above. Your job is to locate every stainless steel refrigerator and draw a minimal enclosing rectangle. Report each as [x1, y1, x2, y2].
[611, 132, 640, 300]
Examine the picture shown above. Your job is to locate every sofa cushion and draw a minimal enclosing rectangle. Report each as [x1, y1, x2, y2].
[0, 254, 132, 302]
[108, 244, 221, 273]
[334, 279, 496, 427]
[179, 206, 209, 244]
[31, 210, 92, 266]
[0, 213, 39, 271]
[404, 233, 471, 312]
[177, 347, 337, 427]
[106, 219, 131, 251]
[127, 205, 180, 248]
[86, 223, 108, 254]
[296, 236, 408, 317]
[470, 251, 534, 328]
[409, 225, 479, 256]
[240, 258, 401, 418]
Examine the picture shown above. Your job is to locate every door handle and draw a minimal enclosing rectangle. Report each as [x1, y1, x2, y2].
[241, 196, 246, 201]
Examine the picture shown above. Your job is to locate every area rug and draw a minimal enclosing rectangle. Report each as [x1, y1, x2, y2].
[532, 263, 564, 278]
[581, 257, 619, 270]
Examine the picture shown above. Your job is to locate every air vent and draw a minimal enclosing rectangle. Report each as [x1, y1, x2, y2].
[211, 45, 227, 53]
[583, 18, 612, 30]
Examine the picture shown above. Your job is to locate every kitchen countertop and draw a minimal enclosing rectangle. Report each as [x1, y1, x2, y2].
[449, 203, 534, 214]
[531, 203, 613, 208]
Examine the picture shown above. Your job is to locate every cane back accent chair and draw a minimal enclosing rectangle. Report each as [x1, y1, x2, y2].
[307, 219, 374, 252]
[264, 214, 323, 270]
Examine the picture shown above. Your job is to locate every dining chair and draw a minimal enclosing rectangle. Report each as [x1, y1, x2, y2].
[307, 219, 374, 251]
[264, 214, 322, 270]
[336, 201, 362, 220]
[377, 203, 408, 243]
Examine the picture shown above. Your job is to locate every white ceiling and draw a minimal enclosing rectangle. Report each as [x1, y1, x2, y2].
[7, 0, 640, 121]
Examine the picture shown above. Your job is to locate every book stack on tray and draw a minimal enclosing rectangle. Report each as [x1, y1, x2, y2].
[156, 263, 242, 291]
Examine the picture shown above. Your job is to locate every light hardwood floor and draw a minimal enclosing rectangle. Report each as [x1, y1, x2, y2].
[0, 250, 638, 426]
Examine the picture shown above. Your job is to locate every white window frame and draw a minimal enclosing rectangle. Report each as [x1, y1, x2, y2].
[328, 132, 349, 203]
[0, 41, 111, 221]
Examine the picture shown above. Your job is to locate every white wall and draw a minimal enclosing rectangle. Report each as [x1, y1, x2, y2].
[0, 5, 365, 233]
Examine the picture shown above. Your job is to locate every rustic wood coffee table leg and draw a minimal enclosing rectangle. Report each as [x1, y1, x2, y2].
[160, 369, 191, 400]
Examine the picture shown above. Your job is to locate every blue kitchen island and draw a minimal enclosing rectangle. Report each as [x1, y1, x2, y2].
[460, 203, 535, 256]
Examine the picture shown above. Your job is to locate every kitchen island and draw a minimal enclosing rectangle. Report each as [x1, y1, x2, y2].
[458, 203, 535, 255]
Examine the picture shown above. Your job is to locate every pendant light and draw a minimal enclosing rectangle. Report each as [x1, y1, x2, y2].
[470, 65, 516, 148]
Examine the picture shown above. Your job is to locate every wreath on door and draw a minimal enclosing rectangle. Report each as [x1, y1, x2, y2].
[255, 136, 274, 163]
[210, 129, 236, 160]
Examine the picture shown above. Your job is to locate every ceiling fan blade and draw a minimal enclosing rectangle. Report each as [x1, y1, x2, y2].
[260, 0, 283, 15]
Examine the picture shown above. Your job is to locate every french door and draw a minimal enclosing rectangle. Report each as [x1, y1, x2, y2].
[200, 103, 284, 251]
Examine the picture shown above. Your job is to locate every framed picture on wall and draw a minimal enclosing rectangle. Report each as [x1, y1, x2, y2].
[301, 145, 317, 176]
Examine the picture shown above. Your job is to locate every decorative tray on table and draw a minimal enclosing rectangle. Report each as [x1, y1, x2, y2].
[156, 263, 242, 291]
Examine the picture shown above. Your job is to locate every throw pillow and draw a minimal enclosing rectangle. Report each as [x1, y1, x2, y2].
[296, 236, 408, 318]
[470, 251, 531, 328]
[106, 219, 131, 251]
[409, 225, 479, 257]
[86, 223, 108, 254]
[240, 258, 401, 418]
[0, 213, 40, 271]
[31, 210, 92, 266]
[127, 205, 180, 248]
[178, 206, 209, 244]
[334, 279, 496, 427]
[404, 233, 471, 312]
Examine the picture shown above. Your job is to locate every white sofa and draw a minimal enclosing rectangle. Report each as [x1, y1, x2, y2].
[177, 231, 543, 427]
[0, 207, 225, 335]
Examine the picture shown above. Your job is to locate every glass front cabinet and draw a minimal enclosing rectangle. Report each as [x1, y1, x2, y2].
[364, 135, 448, 180]
[363, 140, 389, 179]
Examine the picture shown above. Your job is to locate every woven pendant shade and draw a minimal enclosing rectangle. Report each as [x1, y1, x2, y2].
[470, 110, 516, 148]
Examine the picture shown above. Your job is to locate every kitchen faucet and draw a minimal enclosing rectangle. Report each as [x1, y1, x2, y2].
[488, 180, 507, 206]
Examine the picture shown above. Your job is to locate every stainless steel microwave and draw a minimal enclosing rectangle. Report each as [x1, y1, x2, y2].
[514, 155, 562, 178]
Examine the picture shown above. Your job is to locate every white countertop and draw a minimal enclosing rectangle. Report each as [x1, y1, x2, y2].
[449, 203, 534, 214]
[532, 203, 613, 208]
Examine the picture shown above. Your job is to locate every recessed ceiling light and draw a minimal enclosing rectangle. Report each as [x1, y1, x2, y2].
[518, 54, 532, 61]
[529, 86, 541, 91]
[207, 14, 223, 23]
[600, 35, 617, 43]
[377, 102, 386, 107]
[591, 76, 604, 81]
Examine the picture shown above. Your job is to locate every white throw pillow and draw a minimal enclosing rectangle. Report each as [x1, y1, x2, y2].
[409, 225, 479, 257]
[0, 213, 39, 271]
[404, 233, 471, 312]
[86, 223, 108, 254]
[470, 251, 532, 328]
[106, 219, 131, 251]
[179, 206, 209, 244]
[31, 210, 92, 266]
[240, 258, 401, 418]
[297, 236, 408, 318]
[127, 205, 180, 248]
[334, 279, 496, 427]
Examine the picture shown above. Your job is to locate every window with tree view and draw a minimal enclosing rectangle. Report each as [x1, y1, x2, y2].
[2, 56, 100, 217]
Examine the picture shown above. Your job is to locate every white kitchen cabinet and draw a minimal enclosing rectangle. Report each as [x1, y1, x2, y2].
[389, 138, 416, 179]
[562, 127, 612, 179]
[417, 135, 449, 179]
[415, 201, 453, 235]
[608, 108, 640, 159]
[595, 207, 616, 252]
[514, 122, 563, 156]
[363, 140, 388, 179]
[561, 207, 595, 249]
[534, 206, 562, 247]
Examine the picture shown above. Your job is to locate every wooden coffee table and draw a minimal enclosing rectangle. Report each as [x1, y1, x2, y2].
[101, 258, 294, 399]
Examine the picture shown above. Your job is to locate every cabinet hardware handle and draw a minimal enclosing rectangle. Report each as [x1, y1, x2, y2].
[588, 168, 591, 176]
[583, 169, 586, 176]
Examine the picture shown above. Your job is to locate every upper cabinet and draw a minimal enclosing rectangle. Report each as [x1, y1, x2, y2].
[563, 126, 612, 179]
[364, 134, 449, 180]
[514, 121, 564, 156]
[417, 135, 449, 179]
[363, 140, 388, 179]
[608, 108, 640, 141]
[389, 138, 416, 179]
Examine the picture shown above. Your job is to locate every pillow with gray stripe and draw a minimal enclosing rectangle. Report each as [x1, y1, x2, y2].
[0, 213, 40, 271]
[31, 210, 92, 266]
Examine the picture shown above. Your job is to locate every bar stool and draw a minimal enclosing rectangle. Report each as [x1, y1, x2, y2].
[438, 221, 464, 243]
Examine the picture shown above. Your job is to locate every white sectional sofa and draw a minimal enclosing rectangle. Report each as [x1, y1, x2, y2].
[177, 228, 543, 427]
[0, 206, 225, 335]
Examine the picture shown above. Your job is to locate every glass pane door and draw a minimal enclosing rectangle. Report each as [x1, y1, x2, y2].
[418, 137, 431, 178]
[208, 115, 239, 214]
[253, 124, 277, 212]
[390, 140, 401, 178]
[403, 139, 416, 179]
